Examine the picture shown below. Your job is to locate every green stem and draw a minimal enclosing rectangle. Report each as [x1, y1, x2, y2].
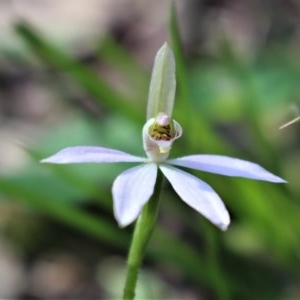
[123, 170, 164, 300]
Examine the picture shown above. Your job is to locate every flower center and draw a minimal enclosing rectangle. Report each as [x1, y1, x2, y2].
[148, 113, 174, 142]
[149, 124, 173, 141]
[142, 112, 182, 159]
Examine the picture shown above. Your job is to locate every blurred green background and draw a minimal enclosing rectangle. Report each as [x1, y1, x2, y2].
[0, 0, 300, 299]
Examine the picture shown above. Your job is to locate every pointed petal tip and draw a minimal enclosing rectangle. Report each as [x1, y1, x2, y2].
[262, 174, 287, 183]
[160, 42, 169, 50]
[112, 163, 157, 230]
[116, 219, 130, 229]
[115, 208, 141, 228]
[275, 176, 288, 183]
[39, 146, 145, 164]
[40, 156, 57, 164]
[39, 154, 69, 164]
[276, 178, 288, 183]
[160, 165, 231, 232]
[40, 157, 51, 163]
[219, 222, 229, 231]
[168, 155, 287, 184]
[116, 213, 139, 228]
[216, 212, 230, 231]
[114, 210, 137, 229]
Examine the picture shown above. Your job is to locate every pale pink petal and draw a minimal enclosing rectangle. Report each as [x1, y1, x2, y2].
[168, 155, 286, 183]
[159, 165, 230, 230]
[112, 163, 157, 227]
[41, 146, 145, 164]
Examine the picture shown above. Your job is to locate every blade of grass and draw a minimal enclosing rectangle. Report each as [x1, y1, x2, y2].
[15, 22, 143, 122]
[97, 36, 149, 93]
[0, 174, 230, 293]
[169, 4, 231, 154]
[219, 41, 281, 170]
[0, 177, 129, 249]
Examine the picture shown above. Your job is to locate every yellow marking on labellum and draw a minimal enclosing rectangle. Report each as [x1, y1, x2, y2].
[159, 146, 171, 154]
[149, 122, 174, 141]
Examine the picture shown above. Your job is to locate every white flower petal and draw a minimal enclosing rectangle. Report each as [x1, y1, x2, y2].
[160, 165, 230, 230]
[112, 163, 158, 227]
[41, 146, 145, 164]
[168, 155, 286, 183]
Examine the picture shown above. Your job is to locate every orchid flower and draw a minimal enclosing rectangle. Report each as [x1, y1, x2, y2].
[41, 43, 286, 231]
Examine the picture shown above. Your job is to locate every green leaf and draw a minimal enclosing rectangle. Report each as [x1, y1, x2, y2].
[15, 22, 143, 122]
[0, 176, 129, 248]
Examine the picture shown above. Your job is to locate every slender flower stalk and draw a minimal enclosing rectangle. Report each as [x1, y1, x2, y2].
[41, 43, 286, 299]
[123, 170, 164, 299]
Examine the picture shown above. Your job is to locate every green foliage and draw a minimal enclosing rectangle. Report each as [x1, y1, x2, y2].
[0, 6, 300, 300]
